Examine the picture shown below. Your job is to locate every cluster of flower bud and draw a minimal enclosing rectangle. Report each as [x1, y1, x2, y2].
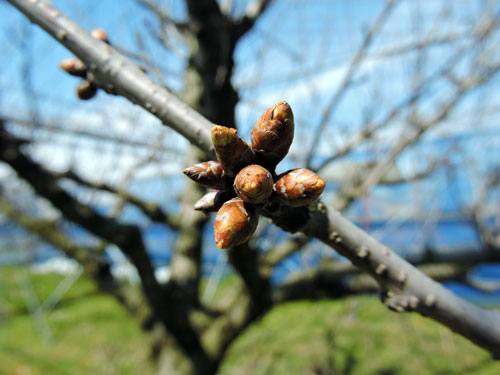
[183, 101, 326, 249]
[59, 29, 147, 101]
[58, 28, 110, 100]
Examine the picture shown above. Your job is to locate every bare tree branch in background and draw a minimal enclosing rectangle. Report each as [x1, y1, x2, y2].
[304, 0, 399, 168]
[3, 1, 500, 374]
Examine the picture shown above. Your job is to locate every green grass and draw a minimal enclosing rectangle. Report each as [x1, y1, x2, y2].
[0, 266, 155, 375]
[1, 266, 500, 375]
[220, 298, 500, 375]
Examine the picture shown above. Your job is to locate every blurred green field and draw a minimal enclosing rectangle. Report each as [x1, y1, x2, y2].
[1, 266, 499, 375]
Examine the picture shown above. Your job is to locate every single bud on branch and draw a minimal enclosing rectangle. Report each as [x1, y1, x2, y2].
[59, 58, 87, 78]
[211, 125, 255, 177]
[76, 80, 97, 100]
[274, 168, 325, 207]
[214, 198, 258, 249]
[234, 165, 273, 204]
[251, 101, 294, 169]
[91, 28, 110, 44]
[183, 161, 231, 190]
[193, 190, 234, 214]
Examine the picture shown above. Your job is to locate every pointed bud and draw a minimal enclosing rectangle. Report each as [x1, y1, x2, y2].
[251, 101, 294, 169]
[59, 58, 87, 78]
[76, 80, 97, 100]
[183, 161, 231, 190]
[193, 190, 234, 214]
[274, 169, 325, 207]
[214, 198, 258, 249]
[91, 28, 110, 44]
[211, 125, 255, 177]
[234, 165, 273, 204]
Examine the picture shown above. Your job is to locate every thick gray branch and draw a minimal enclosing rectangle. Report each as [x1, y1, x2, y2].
[8, 0, 500, 360]
[300, 201, 500, 358]
[7, 0, 214, 157]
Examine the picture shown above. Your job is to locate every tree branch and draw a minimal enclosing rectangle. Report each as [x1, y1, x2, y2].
[0, 195, 151, 323]
[260, 234, 309, 272]
[272, 260, 479, 303]
[57, 169, 180, 228]
[7, 0, 500, 359]
[263, 200, 500, 358]
[6, 0, 214, 157]
[305, 0, 399, 167]
[0, 127, 163, 308]
[0, 124, 213, 367]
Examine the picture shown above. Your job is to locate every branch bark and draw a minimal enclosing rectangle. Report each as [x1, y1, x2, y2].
[7, 0, 214, 157]
[0, 127, 214, 369]
[56, 169, 180, 228]
[7, 0, 500, 361]
[265, 200, 500, 358]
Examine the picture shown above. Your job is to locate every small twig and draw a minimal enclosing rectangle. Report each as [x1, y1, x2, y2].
[304, 0, 399, 167]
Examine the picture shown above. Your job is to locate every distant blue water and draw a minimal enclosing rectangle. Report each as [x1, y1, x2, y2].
[1, 216, 499, 305]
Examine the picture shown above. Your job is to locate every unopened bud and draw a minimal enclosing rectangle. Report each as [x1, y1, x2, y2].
[193, 190, 234, 214]
[234, 165, 273, 204]
[59, 58, 87, 77]
[274, 168, 325, 207]
[76, 80, 97, 100]
[211, 125, 255, 177]
[214, 198, 258, 249]
[183, 161, 230, 190]
[91, 28, 110, 44]
[251, 101, 294, 169]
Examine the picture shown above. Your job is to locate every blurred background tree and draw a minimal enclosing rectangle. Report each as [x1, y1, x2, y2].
[1, 0, 500, 374]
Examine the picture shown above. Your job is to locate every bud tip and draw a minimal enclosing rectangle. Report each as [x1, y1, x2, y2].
[211, 125, 236, 147]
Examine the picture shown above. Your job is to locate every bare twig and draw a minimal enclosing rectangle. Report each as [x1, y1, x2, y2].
[264, 200, 500, 358]
[7, 0, 214, 156]
[304, 0, 399, 167]
[7, 0, 500, 360]
[57, 169, 180, 228]
[0, 195, 150, 320]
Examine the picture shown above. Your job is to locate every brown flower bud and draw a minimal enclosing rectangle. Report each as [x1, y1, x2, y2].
[59, 58, 87, 78]
[211, 125, 255, 177]
[193, 190, 234, 214]
[234, 165, 273, 204]
[91, 28, 110, 44]
[251, 101, 294, 169]
[76, 80, 97, 100]
[214, 198, 258, 249]
[183, 161, 231, 190]
[274, 169, 325, 207]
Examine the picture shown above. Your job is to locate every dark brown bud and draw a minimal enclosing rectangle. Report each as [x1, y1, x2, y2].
[76, 80, 97, 100]
[59, 58, 87, 78]
[193, 190, 234, 214]
[234, 165, 273, 204]
[251, 101, 294, 169]
[274, 168, 325, 207]
[91, 28, 110, 44]
[214, 198, 258, 249]
[183, 161, 231, 190]
[211, 125, 255, 177]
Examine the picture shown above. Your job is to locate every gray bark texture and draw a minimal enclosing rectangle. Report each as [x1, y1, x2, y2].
[5, 0, 500, 368]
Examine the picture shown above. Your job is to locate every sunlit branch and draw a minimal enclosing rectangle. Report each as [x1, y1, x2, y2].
[7, 0, 214, 156]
